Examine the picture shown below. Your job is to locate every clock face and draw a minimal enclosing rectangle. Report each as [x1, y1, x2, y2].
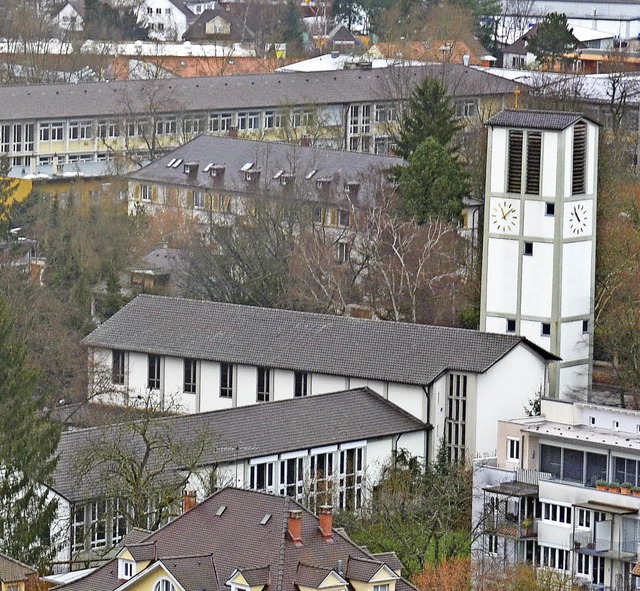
[490, 199, 519, 233]
[568, 202, 589, 235]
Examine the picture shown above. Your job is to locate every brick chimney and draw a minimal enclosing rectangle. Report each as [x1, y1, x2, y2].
[288, 509, 303, 545]
[183, 489, 197, 513]
[300, 136, 311, 147]
[318, 505, 333, 541]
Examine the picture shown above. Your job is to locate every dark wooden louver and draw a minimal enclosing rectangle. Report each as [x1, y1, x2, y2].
[572, 121, 587, 195]
[525, 132, 542, 195]
[508, 130, 523, 193]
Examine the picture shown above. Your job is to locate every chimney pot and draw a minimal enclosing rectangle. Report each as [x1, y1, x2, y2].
[288, 509, 303, 544]
[183, 489, 197, 513]
[318, 505, 333, 541]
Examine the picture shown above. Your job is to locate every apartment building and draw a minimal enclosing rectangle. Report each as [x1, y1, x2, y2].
[0, 65, 521, 178]
[474, 399, 640, 590]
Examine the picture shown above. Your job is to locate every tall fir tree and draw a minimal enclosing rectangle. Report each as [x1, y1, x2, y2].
[393, 76, 461, 159]
[0, 297, 61, 569]
[527, 12, 577, 70]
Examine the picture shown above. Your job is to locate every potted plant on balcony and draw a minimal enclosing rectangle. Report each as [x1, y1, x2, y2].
[521, 517, 533, 536]
[622, 482, 633, 495]
[609, 481, 621, 493]
[596, 479, 608, 491]
[632, 486, 640, 498]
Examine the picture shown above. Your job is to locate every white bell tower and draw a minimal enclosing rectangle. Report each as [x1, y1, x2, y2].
[480, 110, 599, 400]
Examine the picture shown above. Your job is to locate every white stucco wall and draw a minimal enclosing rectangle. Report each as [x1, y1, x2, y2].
[523, 200, 554, 239]
[485, 238, 519, 315]
[520, 241, 554, 318]
[90, 347, 428, 420]
[489, 127, 507, 194]
[561, 240, 592, 317]
[541, 132, 558, 198]
[475, 344, 547, 457]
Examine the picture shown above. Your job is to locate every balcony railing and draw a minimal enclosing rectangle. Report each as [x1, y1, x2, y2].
[571, 532, 638, 560]
[488, 517, 537, 539]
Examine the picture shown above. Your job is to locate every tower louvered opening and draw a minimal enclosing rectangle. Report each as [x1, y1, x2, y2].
[525, 132, 542, 195]
[507, 130, 523, 193]
[572, 121, 587, 195]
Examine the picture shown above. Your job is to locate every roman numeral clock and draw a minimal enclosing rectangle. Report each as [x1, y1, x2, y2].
[480, 110, 599, 400]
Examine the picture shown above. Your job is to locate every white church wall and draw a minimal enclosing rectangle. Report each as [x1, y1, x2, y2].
[485, 239, 519, 315]
[520, 241, 554, 318]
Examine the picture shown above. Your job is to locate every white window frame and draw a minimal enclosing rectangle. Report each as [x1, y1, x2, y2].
[507, 436, 520, 462]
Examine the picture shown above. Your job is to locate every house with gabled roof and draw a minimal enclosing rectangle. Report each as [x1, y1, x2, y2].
[51, 387, 425, 567]
[54, 487, 417, 591]
[82, 294, 557, 466]
[0, 553, 38, 591]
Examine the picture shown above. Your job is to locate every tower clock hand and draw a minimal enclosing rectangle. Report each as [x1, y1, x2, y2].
[573, 207, 581, 223]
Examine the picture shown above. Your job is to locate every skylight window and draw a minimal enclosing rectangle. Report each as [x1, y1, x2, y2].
[171, 159, 183, 168]
[166, 158, 177, 168]
[240, 162, 254, 172]
[260, 514, 271, 525]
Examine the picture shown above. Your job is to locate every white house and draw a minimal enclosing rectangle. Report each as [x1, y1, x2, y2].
[51, 387, 426, 567]
[480, 110, 599, 400]
[53, 0, 85, 31]
[82, 294, 557, 464]
[139, 0, 196, 40]
[474, 398, 640, 590]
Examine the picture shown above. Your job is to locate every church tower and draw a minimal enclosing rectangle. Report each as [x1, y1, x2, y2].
[480, 110, 599, 399]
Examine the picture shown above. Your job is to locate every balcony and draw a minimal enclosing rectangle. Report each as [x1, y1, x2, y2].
[488, 516, 537, 539]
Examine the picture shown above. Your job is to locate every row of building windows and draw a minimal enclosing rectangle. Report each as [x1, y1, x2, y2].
[113, 350, 312, 401]
[249, 446, 365, 511]
[0, 101, 404, 158]
[139, 184, 353, 230]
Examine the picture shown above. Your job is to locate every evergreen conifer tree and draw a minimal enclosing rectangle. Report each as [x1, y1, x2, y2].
[0, 297, 61, 569]
[394, 76, 461, 159]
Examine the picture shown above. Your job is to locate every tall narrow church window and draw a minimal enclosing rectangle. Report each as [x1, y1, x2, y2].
[446, 373, 467, 462]
[507, 130, 523, 193]
[572, 122, 587, 195]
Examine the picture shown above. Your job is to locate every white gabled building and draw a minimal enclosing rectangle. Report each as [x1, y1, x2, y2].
[51, 387, 426, 567]
[474, 399, 640, 591]
[82, 294, 557, 464]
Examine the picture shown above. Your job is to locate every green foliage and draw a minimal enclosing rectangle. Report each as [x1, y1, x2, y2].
[0, 154, 20, 237]
[394, 77, 461, 160]
[527, 13, 577, 69]
[84, 0, 149, 41]
[397, 138, 468, 222]
[335, 443, 472, 576]
[0, 297, 61, 569]
[278, 0, 306, 56]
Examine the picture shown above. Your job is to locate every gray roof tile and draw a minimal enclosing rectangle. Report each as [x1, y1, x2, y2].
[371, 552, 403, 572]
[0, 65, 519, 122]
[56, 488, 419, 591]
[82, 295, 556, 386]
[161, 555, 219, 591]
[128, 134, 402, 202]
[487, 109, 599, 130]
[53, 388, 424, 502]
[345, 556, 388, 582]
[0, 553, 37, 583]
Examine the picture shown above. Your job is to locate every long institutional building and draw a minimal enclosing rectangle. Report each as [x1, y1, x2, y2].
[0, 64, 521, 178]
